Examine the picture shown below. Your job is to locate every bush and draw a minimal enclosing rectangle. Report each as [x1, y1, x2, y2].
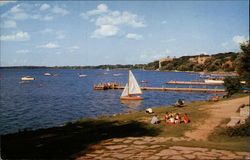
[222, 117, 250, 137]
[223, 77, 242, 96]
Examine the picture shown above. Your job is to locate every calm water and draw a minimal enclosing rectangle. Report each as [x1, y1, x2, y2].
[0, 69, 223, 135]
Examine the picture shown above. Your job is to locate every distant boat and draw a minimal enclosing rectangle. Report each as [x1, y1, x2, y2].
[204, 78, 224, 84]
[141, 80, 149, 83]
[113, 73, 123, 77]
[120, 70, 143, 100]
[78, 74, 88, 77]
[21, 76, 35, 81]
[44, 73, 52, 76]
[106, 67, 110, 71]
[53, 73, 61, 77]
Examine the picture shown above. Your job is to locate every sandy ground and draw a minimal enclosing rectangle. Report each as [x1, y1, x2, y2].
[185, 96, 249, 141]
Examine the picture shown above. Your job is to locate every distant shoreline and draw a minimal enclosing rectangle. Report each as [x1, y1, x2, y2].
[0, 66, 238, 75]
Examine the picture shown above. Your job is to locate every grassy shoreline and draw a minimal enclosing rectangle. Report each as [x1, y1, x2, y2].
[1, 93, 249, 158]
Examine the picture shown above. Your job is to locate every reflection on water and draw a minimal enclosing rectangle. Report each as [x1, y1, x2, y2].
[121, 100, 142, 112]
[121, 100, 142, 108]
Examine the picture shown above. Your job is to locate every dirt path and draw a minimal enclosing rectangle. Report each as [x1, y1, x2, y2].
[184, 96, 249, 141]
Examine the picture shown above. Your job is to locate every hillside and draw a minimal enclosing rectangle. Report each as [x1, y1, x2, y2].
[144, 52, 239, 72]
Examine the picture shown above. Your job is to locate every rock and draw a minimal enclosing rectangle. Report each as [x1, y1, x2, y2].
[133, 140, 147, 145]
[111, 153, 130, 159]
[235, 151, 250, 156]
[183, 154, 196, 159]
[145, 156, 161, 160]
[170, 146, 208, 152]
[156, 149, 179, 156]
[168, 155, 187, 159]
[105, 145, 127, 150]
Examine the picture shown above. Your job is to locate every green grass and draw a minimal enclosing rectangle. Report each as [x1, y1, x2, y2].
[1, 93, 249, 159]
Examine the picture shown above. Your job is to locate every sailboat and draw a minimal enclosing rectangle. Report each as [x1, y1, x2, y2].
[120, 70, 144, 100]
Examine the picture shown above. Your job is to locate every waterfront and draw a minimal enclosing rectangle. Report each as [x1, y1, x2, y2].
[0, 69, 223, 135]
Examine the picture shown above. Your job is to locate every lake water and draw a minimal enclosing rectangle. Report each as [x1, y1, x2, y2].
[0, 69, 224, 135]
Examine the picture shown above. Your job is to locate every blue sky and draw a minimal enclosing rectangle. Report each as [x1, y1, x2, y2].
[0, 1, 249, 66]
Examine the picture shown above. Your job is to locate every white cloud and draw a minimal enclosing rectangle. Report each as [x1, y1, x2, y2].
[13, 12, 29, 20]
[10, 4, 22, 13]
[80, 4, 108, 18]
[69, 45, 80, 53]
[233, 35, 247, 44]
[91, 25, 119, 38]
[40, 28, 54, 33]
[161, 20, 167, 24]
[42, 15, 53, 21]
[0, 32, 30, 41]
[40, 4, 50, 11]
[52, 6, 69, 16]
[70, 45, 80, 50]
[16, 49, 30, 54]
[1, 20, 16, 28]
[94, 11, 146, 28]
[38, 42, 59, 49]
[160, 38, 176, 43]
[81, 4, 146, 38]
[56, 31, 65, 39]
[126, 33, 143, 40]
[0, 1, 16, 7]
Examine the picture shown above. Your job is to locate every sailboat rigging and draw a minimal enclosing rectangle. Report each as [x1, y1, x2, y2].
[120, 70, 144, 100]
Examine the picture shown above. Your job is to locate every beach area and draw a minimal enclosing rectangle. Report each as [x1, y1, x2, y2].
[1, 93, 249, 159]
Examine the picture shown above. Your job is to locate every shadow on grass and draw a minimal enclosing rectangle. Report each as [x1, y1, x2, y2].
[1, 119, 160, 159]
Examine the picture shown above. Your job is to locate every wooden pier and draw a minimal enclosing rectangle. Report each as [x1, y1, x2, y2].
[114, 86, 225, 92]
[166, 81, 223, 86]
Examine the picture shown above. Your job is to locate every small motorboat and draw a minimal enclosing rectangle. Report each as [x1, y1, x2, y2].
[141, 80, 149, 83]
[44, 73, 52, 76]
[53, 73, 61, 77]
[113, 73, 123, 77]
[21, 76, 35, 81]
[79, 74, 88, 77]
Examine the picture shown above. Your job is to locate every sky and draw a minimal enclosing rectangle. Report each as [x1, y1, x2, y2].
[0, 0, 249, 66]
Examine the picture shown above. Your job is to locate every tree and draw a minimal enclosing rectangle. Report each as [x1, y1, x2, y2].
[223, 78, 242, 96]
[235, 40, 250, 87]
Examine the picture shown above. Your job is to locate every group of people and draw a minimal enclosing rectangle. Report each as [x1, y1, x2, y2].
[150, 112, 190, 124]
[164, 112, 190, 124]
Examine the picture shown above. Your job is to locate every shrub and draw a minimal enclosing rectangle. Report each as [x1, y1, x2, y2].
[223, 77, 242, 96]
[222, 117, 250, 137]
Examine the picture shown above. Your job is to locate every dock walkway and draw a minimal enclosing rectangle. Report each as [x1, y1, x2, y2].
[115, 86, 225, 92]
[166, 81, 223, 86]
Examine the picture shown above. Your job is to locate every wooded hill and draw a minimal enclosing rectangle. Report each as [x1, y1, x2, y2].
[144, 52, 239, 72]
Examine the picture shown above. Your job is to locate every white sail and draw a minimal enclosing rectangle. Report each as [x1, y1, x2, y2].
[121, 83, 129, 97]
[128, 70, 142, 95]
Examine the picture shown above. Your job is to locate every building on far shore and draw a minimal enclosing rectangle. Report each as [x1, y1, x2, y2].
[158, 56, 174, 69]
[189, 55, 211, 65]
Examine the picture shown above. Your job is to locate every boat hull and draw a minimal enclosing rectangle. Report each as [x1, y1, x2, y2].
[204, 79, 224, 84]
[21, 77, 35, 81]
[120, 96, 144, 100]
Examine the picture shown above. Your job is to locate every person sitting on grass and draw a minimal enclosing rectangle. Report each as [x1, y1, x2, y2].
[174, 99, 184, 107]
[151, 114, 160, 124]
[164, 112, 170, 122]
[182, 113, 190, 123]
[146, 108, 154, 114]
[167, 115, 175, 125]
[175, 113, 181, 124]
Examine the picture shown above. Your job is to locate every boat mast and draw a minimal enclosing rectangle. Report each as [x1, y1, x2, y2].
[128, 70, 130, 96]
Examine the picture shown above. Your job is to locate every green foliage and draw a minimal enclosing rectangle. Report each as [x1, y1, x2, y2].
[223, 78, 242, 96]
[222, 117, 250, 137]
[235, 40, 250, 87]
[144, 61, 159, 70]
